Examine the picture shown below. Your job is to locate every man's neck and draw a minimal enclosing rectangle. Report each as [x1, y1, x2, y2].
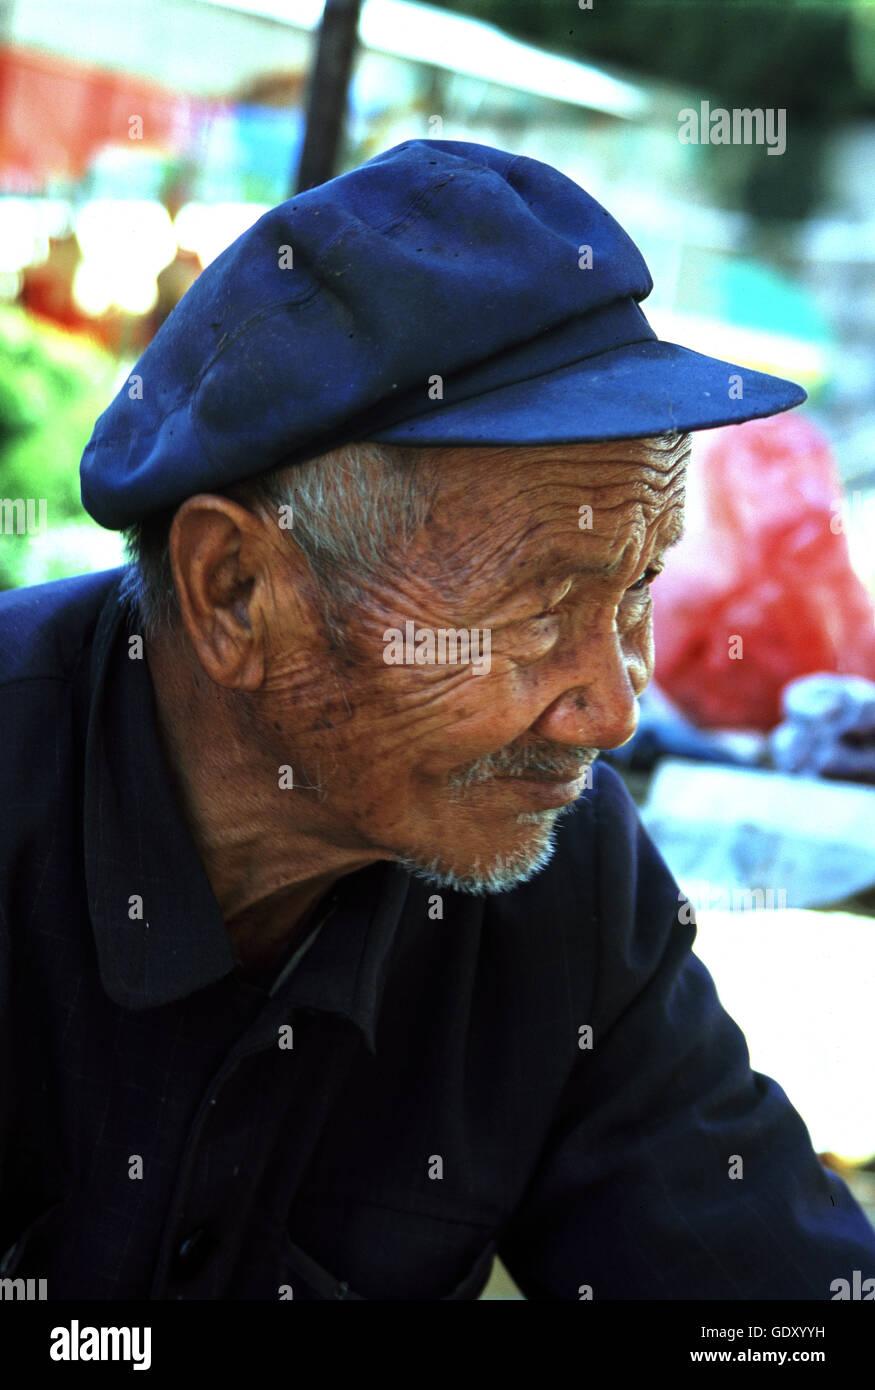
[143, 632, 373, 964]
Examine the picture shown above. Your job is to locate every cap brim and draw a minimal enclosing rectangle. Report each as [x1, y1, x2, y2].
[366, 338, 807, 446]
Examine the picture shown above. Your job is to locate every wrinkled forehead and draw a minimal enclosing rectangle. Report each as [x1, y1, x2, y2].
[419, 434, 690, 580]
[425, 433, 689, 503]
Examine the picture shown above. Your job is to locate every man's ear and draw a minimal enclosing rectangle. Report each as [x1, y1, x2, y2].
[168, 495, 270, 690]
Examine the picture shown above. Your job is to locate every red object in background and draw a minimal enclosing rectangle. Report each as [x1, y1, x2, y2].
[0, 44, 200, 189]
[19, 237, 156, 355]
[652, 413, 875, 731]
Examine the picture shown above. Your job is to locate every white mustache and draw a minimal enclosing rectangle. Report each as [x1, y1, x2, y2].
[450, 748, 597, 790]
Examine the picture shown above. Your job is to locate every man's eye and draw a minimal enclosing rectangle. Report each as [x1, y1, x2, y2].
[528, 568, 662, 618]
[627, 567, 661, 594]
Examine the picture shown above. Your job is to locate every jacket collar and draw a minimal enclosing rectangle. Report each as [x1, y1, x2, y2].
[83, 575, 410, 1050]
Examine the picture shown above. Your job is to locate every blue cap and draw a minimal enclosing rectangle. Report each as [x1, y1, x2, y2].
[80, 139, 807, 529]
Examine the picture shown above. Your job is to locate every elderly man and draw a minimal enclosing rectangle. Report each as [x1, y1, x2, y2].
[1, 140, 873, 1302]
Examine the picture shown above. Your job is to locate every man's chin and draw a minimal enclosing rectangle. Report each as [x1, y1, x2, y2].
[394, 804, 572, 896]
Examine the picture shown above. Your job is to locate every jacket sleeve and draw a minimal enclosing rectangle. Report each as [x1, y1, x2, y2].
[497, 762, 875, 1300]
[0, 890, 10, 1209]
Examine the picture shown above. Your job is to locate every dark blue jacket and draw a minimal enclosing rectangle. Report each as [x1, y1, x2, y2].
[1, 568, 873, 1299]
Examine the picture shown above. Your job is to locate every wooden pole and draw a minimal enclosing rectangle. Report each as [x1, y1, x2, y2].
[294, 0, 363, 195]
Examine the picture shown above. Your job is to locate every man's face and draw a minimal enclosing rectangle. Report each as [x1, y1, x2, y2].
[252, 437, 689, 894]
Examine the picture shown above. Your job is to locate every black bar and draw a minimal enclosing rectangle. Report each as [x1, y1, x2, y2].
[294, 0, 363, 195]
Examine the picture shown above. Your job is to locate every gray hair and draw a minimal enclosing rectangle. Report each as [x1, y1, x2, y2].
[118, 440, 439, 645]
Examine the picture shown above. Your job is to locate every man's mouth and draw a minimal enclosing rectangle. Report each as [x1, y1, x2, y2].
[489, 767, 592, 808]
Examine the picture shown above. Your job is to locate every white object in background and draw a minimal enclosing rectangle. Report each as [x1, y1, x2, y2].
[641, 759, 875, 909]
[693, 908, 874, 1163]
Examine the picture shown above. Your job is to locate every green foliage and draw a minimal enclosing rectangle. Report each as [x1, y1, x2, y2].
[0, 308, 124, 591]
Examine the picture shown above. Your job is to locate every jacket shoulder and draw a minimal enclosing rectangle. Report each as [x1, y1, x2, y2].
[0, 567, 124, 686]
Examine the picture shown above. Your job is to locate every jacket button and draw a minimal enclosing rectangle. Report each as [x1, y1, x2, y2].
[170, 1226, 213, 1281]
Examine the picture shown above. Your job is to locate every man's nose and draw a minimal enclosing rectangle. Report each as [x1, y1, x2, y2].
[529, 629, 641, 751]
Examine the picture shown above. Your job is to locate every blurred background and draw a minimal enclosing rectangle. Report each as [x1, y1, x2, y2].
[0, 0, 873, 1298]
